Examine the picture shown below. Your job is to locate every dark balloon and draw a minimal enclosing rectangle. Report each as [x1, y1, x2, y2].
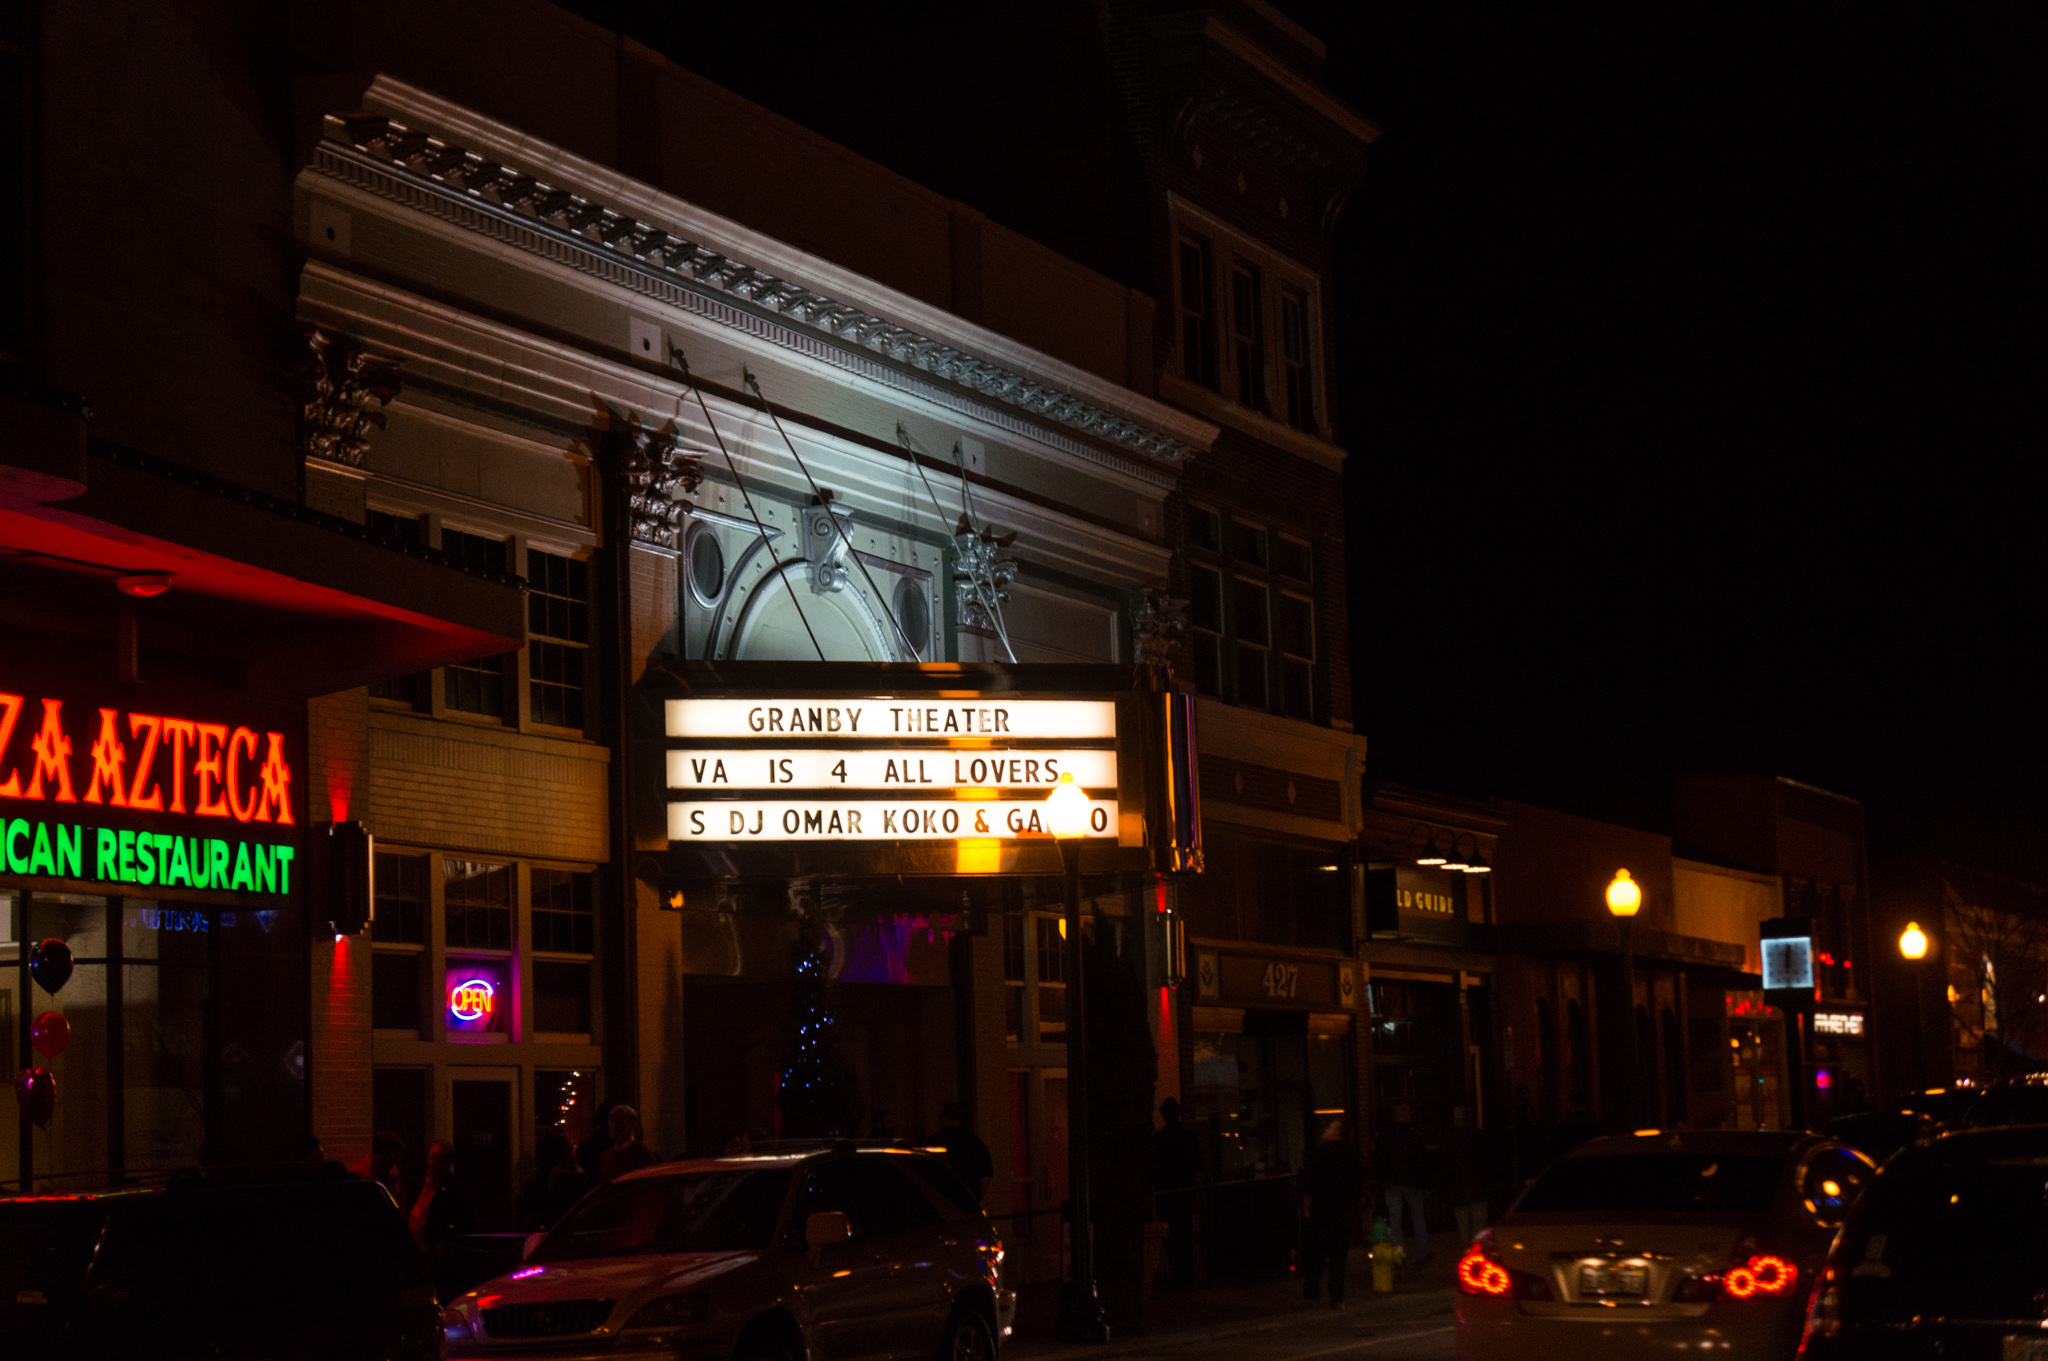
[30, 1012, 70, 1059]
[29, 938, 72, 995]
[14, 1068, 55, 1129]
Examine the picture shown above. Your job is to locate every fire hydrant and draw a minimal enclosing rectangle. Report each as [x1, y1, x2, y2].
[1369, 1216, 1405, 1293]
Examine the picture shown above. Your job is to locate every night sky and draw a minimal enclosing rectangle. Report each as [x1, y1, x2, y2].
[1292, 0, 2047, 863]
[578, 0, 2046, 868]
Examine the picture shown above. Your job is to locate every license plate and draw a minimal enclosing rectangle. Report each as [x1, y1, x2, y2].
[2003, 1339, 2048, 1361]
[1579, 1262, 1647, 1297]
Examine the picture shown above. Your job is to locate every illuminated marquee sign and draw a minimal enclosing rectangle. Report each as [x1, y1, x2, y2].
[1811, 1010, 1864, 1037]
[665, 697, 1120, 846]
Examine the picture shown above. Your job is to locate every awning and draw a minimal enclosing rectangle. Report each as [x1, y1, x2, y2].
[0, 437, 525, 697]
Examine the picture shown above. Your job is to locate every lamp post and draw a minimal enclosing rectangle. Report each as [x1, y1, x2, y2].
[1899, 921, 1930, 1091]
[1607, 870, 1643, 1128]
[1047, 772, 1109, 1343]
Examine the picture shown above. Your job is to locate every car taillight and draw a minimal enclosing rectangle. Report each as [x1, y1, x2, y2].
[1456, 1240, 1554, 1300]
[1680, 1253, 1799, 1301]
[1796, 1265, 1839, 1355]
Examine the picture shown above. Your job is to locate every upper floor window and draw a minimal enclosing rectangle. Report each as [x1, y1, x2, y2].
[366, 511, 430, 709]
[527, 548, 589, 731]
[1177, 235, 1218, 391]
[1187, 502, 1317, 721]
[444, 859, 513, 951]
[1280, 290, 1316, 432]
[1169, 200, 1324, 438]
[442, 529, 510, 719]
[1230, 262, 1266, 413]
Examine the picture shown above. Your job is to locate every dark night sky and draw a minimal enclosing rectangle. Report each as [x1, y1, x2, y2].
[1287, 0, 2048, 862]
[576, 0, 2047, 868]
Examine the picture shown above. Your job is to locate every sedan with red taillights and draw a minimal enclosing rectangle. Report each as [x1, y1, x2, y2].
[1456, 1129, 1873, 1360]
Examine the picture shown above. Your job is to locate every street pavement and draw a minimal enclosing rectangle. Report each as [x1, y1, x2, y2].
[1007, 1235, 1460, 1361]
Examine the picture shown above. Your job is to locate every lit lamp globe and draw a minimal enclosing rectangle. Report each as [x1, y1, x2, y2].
[1899, 922, 1928, 961]
[1606, 869, 1642, 918]
[1045, 770, 1092, 840]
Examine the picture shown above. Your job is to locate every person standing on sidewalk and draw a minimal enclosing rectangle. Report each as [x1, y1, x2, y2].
[1376, 1104, 1432, 1266]
[1300, 1119, 1362, 1309]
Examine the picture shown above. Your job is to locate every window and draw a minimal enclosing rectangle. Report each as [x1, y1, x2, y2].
[367, 512, 430, 708]
[1003, 914, 1025, 1043]
[533, 960, 591, 1033]
[443, 860, 512, 950]
[1280, 290, 1315, 432]
[1230, 520, 1268, 570]
[1231, 578, 1269, 709]
[531, 868, 595, 953]
[1230, 263, 1266, 412]
[1277, 591, 1315, 720]
[372, 952, 422, 1033]
[1189, 505, 1222, 554]
[528, 549, 589, 730]
[443, 530, 509, 718]
[1188, 563, 1223, 698]
[1035, 915, 1066, 1043]
[1177, 236, 1217, 391]
[372, 853, 427, 945]
[1275, 535, 1313, 584]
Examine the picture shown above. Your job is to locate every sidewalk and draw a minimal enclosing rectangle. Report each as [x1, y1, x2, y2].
[1004, 1232, 1462, 1360]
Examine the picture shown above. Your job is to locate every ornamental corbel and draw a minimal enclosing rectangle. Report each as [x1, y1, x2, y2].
[298, 325, 403, 468]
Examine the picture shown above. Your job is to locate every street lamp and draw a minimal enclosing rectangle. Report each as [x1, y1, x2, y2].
[1900, 921, 1931, 1090]
[1607, 870, 1642, 1128]
[1048, 772, 1109, 1343]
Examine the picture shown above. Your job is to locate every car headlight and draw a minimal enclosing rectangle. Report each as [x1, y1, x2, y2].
[624, 1292, 708, 1331]
[441, 1304, 472, 1342]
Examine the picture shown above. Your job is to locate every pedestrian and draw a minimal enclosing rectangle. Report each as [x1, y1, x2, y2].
[524, 1130, 586, 1229]
[597, 1104, 657, 1182]
[348, 1131, 406, 1204]
[1152, 1098, 1202, 1287]
[577, 1100, 616, 1176]
[409, 1141, 468, 1249]
[1375, 1103, 1432, 1266]
[1448, 1106, 1488, 1245]
[1299, 1119, 1362, 1309]
[932, 1101, 994, 1203]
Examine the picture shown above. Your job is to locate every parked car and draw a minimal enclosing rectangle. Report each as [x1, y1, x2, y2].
[0, 1163, 440, 1360]
[443, 1144, 1013, 1361]
[1455, 1128, 1873, 1360]
[1823, 1110, 1929, 1164]
[1799, 1123, 2048, 1360]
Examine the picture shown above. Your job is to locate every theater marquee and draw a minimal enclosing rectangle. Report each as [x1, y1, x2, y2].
[656, 665, 1200, 878]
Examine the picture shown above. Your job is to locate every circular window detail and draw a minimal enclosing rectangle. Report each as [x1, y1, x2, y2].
[894, 578, 930, 658]
[688, 525, 726, 605]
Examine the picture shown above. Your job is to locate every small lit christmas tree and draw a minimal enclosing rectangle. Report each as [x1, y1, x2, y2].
[779, 921, 859, 1137]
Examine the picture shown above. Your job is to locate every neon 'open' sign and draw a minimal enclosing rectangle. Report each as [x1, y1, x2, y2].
[449, 978, 496, 1023]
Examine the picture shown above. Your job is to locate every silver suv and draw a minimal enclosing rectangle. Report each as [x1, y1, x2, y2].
[443, 1145, 1012, 1361]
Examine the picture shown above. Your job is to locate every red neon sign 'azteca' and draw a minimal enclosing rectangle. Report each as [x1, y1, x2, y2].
[0, 696, 293, 825]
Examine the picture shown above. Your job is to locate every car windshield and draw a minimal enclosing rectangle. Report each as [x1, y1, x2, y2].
[1517, 1153, 1784, 1215]
[533, 1170, 792, 1262]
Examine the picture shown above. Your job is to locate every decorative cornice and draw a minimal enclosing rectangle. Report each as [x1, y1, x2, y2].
[309, 112, 1203, 480]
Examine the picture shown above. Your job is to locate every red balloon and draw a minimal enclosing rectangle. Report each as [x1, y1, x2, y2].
[14, 1068, 55, 1129]
[30, 1012, 69, 1059]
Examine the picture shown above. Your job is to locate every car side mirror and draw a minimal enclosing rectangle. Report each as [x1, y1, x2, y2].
[521, 1232, 545, 1262]
[805, 1211, 852, 1249]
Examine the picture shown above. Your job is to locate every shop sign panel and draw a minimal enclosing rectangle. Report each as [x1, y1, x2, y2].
[0, 690, 301, 897]
[1811, 1010, 1864, 1036]
[1365, 863, 1469, 946]
[1215, 952, 1337, 1007]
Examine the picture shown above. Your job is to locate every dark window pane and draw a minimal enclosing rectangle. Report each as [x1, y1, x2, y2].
[1192, 635, 1221, 697]
[533, 960, 591, 1033]
[1177, 236, 1215, 390]
[372, 952, 422, 1032]
[532, 869, 596, 954]
[1236, 644, 1269, 709]
[1277, 593, 1314, 660]
[445, 654, 506, 718]
[1280, 293, 1314, 431]
[1231, 265, 1264, 410]
[1232, 580, 1269, 645]
[1275, 536, 1313, 582]
[526, 549, 589, 643]
[1003, 914, 1025, 983]
[1189, 506, 1222, 554]
[529, 640, 586, 730]
[373, 852, 427, 944]
[366, 510, 423, 547]
[1281, 658, 1314, 720]
[444, 860, 512, 950]
[1230, 521, 1268, 568]
[368, 670, 428, 709]
[442, 528, 507, 575]
[1189, 566, 1222, 631]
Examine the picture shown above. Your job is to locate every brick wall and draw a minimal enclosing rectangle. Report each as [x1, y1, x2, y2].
[311, 931, 375, 1167]
[363, 712, 610, 863]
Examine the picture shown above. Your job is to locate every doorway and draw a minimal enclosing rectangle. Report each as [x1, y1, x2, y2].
[449, 1071, 516, 1231]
